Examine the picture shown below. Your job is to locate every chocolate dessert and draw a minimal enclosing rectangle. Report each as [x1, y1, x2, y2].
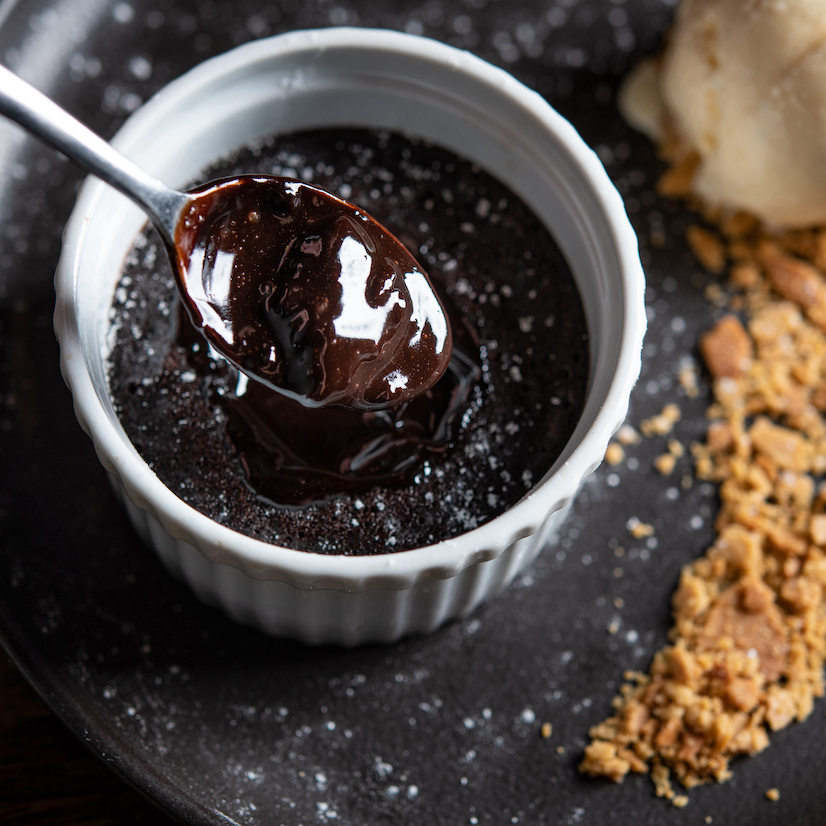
[107, 129, 589, 554]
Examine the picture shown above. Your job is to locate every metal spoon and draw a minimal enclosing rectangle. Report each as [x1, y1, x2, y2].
[0, 64, 453, 410]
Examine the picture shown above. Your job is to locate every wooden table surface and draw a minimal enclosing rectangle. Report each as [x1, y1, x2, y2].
[0, 654, 178, 825]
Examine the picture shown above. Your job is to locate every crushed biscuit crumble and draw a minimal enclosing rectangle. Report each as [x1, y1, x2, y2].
[687, 225, 726, 273]
[627, 517, 655, 539]
[581, 143, 826, 802]
[617, 424, 642, 445]
[641, 403, 682, 437]
[654, 453, 678, 475]
[605, 442, 626, 466]
[679, 360, 700, 398]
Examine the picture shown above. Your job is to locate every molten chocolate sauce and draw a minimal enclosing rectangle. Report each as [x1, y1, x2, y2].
[173, 177, 452, 411]
[175, 282, 479, 506]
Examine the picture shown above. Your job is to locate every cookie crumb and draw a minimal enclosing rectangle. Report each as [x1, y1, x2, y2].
[654, 453, 677, 475]
[672, 794, 689, 809]
[699, 315, 752, 378]
[765, 788, 780, 801]
[605, 442, 625, 466]
[687, 225, 726, 273]
[617, 424, 641, 445]
[541, 722, 553, 739]
[678, 360, 700, 398]
[668, 440, 684, 458]
[704, 282, 728, 306]
[657, 149, 700, 197]
[556, 745, 565, 755]
[626, 516, 654, 539]
[641, 404, 681, 437]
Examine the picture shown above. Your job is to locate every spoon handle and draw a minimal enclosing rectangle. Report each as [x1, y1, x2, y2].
[0, 64, 186, 241]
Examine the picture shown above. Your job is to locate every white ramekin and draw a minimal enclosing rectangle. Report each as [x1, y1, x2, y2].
[53, 28, 646, 645]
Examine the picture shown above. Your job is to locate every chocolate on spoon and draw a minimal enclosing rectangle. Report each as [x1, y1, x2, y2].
[174, 176, 452, 409]
[0, 66, 452, 410]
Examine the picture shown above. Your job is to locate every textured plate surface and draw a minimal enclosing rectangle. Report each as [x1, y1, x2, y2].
[0, 0, 824, 824]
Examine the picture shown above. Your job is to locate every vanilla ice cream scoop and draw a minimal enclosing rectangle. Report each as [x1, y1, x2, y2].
[628, 0, 826, 228]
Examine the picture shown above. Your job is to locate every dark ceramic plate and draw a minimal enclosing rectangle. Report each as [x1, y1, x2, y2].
[1, 0, 824, 824]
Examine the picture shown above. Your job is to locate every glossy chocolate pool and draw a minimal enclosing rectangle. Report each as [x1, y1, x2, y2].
[107, 129, 590, 554]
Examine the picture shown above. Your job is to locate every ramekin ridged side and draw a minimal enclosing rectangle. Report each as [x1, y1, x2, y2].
[111, 476, 570, 645]
[54, 28, 646, 645]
